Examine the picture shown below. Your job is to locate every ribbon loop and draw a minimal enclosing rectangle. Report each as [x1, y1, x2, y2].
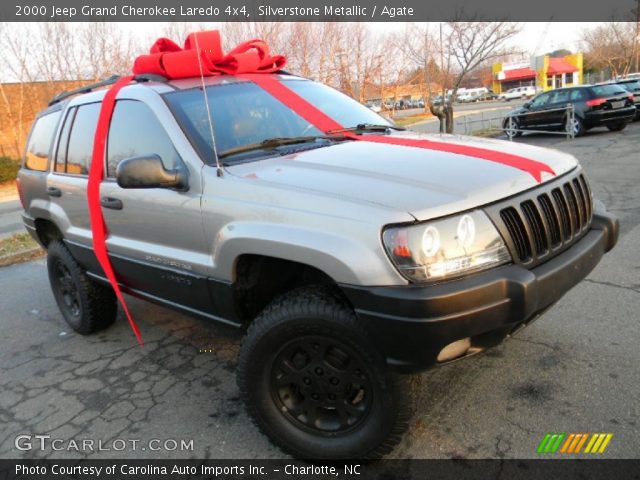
[133, 30, 286, 78]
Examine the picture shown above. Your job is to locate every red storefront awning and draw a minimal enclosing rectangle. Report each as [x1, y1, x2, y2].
[548, 58, 578, 75]
[502, 67, 536, 81]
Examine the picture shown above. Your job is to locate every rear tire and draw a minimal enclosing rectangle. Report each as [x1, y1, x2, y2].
[237, 286, 410, 459]
[606, 122, 627, 132]
[47, 240, 117, 334]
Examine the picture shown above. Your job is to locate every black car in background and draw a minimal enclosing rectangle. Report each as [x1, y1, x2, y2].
[612, 79, 640, 120]
[503, 84, 635, 138]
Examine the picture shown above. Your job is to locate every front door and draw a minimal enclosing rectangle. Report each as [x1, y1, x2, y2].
[98, 99, 212, 311]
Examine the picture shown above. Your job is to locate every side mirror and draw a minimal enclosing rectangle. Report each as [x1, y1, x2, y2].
[523, 102, 531, 109]
[116, 154, 188, 191]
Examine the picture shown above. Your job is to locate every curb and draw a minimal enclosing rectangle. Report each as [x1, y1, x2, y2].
[0, 246, 45, 267]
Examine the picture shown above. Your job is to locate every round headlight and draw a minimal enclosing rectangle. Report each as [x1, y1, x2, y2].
[422, 226, 440, 257]
[457, 214, 475, 248]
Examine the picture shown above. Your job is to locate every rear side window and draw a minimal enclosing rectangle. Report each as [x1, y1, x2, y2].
[65, 103, 101, 175]
[24, 110, 62, 171]
[107, 100, 181, 177]
[590, 85, 627, 97]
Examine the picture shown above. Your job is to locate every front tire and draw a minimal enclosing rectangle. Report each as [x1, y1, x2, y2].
[237, 287, 410, 459]
[503, 117, 522, 139]
[566, 116, 585, 137]
[47, 240, 117, 334]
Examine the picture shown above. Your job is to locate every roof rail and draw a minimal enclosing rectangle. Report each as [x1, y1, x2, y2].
[48, 73, 169, 106]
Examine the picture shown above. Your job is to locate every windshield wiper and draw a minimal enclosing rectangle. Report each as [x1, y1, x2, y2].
[218, 135, 347, 159]
[326, 123, 406, 134]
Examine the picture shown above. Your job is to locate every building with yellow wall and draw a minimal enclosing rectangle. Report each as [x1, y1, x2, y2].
[492, 53, 583, 94]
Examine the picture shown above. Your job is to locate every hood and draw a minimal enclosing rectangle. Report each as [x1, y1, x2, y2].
[226, 131, 578, 221]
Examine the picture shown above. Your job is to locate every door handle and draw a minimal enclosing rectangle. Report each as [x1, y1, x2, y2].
[46, 186, 62, 197]
[100, 196, 123, 210]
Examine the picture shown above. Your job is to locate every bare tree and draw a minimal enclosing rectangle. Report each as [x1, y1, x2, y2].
[582, 22, 637, 78]
[437, 21, 521, 133]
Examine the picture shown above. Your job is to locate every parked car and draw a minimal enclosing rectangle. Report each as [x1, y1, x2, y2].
[499, 85, 537, 101]
[19, 72, 618, 460]
[503, 84, 635, 138]
[611, 79, 640, 120]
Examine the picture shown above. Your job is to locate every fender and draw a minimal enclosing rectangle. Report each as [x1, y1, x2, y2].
[212, 221, 407, 286]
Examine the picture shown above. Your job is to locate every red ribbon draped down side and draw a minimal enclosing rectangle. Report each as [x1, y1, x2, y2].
[88, 75, 143, 345]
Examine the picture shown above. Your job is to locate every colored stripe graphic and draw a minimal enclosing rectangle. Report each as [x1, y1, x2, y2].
[539, 433, 613, 454]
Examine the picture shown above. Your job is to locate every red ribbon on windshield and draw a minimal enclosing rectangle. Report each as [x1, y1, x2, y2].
[90, 31, 555, 344]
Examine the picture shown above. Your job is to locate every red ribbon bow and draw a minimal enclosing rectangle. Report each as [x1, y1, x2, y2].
[133, 30, 286, 78]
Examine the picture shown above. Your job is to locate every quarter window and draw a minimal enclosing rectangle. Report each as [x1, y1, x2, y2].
[24, 110, 62, 171]
[107, 100, 181, 177]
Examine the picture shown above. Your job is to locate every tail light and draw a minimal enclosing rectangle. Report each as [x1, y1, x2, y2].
[586, 98, 607, 107]
[16, 177, 25, 209]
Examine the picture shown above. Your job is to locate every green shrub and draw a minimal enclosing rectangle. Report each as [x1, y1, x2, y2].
[0, 156, 20, 184]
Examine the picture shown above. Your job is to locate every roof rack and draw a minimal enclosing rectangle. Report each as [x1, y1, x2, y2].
[48, 73, 168, 106]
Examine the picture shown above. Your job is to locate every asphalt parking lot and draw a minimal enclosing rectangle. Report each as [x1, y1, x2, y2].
[1, 122, 638, 459]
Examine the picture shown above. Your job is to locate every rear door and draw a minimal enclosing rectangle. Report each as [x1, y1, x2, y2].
[47, 102, 100, 246]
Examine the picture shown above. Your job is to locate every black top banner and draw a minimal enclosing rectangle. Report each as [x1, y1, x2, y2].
[3, 0, 639, 21]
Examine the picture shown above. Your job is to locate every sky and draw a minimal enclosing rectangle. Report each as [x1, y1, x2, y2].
[126, 21, 600, 56]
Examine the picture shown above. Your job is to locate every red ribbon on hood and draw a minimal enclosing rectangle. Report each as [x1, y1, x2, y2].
[90, 31, 555, 344]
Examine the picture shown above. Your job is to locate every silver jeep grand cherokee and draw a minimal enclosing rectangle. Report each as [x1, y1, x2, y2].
[18, 73, 618, 459]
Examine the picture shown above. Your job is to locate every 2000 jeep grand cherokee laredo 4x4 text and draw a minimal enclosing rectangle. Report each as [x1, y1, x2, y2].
[18, 72, 618, 459]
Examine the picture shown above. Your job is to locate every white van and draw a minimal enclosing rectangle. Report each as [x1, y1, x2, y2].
[457, 87, 489, 103]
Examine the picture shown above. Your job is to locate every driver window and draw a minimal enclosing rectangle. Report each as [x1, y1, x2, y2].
[107, 100, 181, 178]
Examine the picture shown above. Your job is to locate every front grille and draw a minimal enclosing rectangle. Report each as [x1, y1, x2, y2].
[489, 171, 593, 267]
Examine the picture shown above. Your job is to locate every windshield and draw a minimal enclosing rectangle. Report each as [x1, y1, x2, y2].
[164, 79, 391, 164]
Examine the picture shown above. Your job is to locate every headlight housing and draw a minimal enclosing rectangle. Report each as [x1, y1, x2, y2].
[382, 211, 511, 283]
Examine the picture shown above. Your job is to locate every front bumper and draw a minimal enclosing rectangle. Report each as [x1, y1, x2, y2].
[340, 211, 618, 373]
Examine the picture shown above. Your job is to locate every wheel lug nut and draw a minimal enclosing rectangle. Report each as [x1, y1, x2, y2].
[311, 393, 320, 400]
[330, 377, 339, 385]
[315, 367, 323, 376]
[303, 377, 311, 385]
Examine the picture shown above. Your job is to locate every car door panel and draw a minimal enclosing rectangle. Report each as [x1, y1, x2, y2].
[98, 98, 212, 310]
